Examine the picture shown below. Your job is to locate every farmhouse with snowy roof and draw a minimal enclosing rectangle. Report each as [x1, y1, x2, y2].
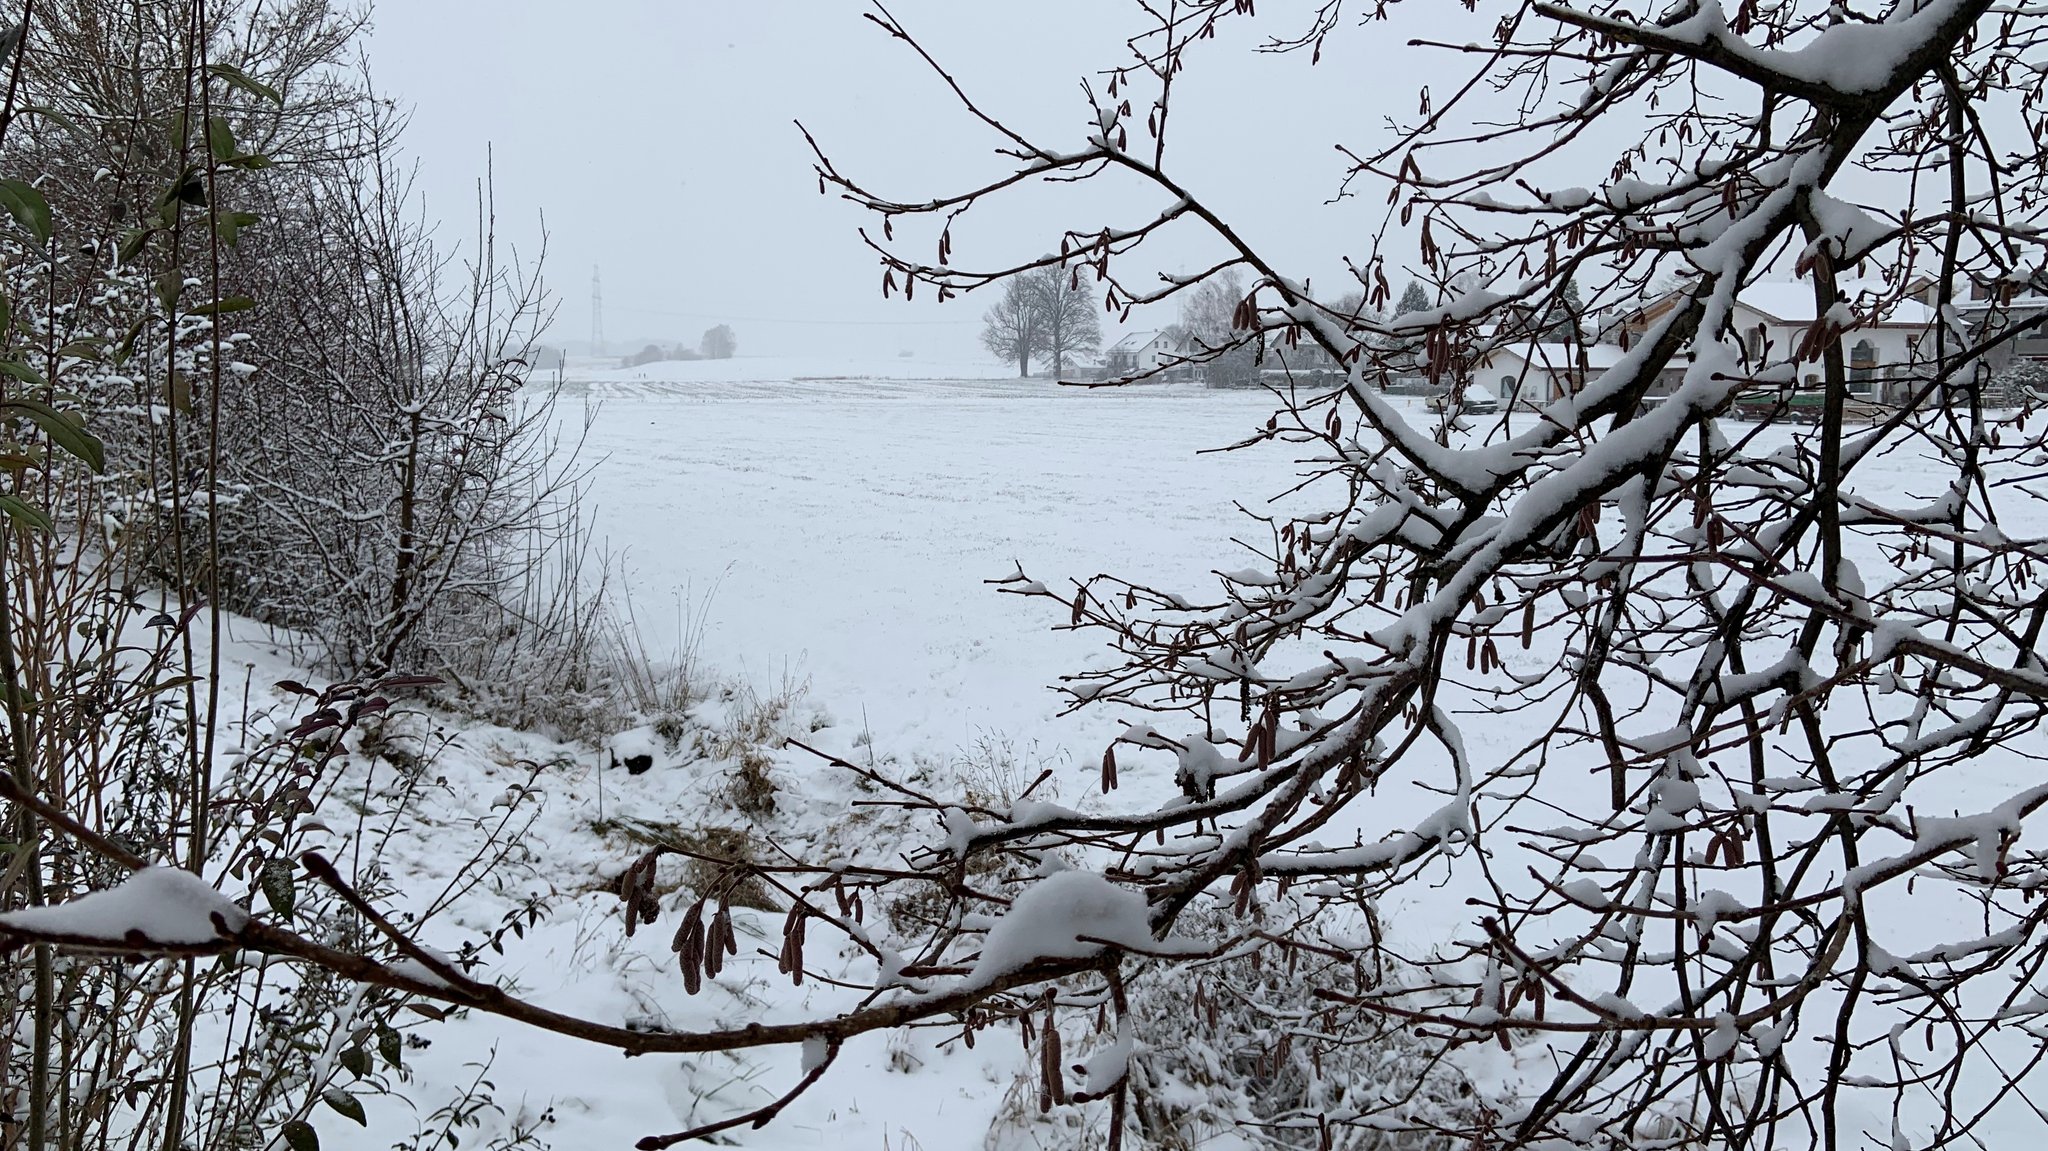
[1579, 279, 1940, 407]
[1103, 329, 1178, 377]
[1956, 272, 2048, 386]
[1730, 282, 1934, 403]
[1471, 341, 1634, 406]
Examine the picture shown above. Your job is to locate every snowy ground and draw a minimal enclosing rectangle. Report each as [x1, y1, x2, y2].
[306, 367, 1353, 1150]
[191, 367, 2048, 1148]
[322, 368, 1399, 1149]
[575, 367, 1329, 778]
[563, 352, 1022, 396]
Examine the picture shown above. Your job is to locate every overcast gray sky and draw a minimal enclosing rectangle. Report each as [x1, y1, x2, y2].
[365, 1, 1463, 360]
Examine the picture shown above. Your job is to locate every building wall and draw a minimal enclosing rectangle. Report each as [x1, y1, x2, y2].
[1474, 352, 1572, 406]
[1731, 303, 1922, 392]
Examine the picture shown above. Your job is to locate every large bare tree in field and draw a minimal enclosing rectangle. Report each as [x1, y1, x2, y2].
[982, 274, 1043, 375]
[1022, 260, 1104, 379]
[18, 0, 2048, 1148]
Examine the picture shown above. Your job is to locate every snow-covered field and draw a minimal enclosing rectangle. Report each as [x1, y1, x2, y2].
[577, 368, 1326, 773]
[328, 369, 1357, 1149]
[285, 368, 2047, 1148]
[564, 353, 1022, 396]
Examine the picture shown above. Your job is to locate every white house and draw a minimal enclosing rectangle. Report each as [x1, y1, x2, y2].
[1472, 342, 1633, 406]
[1590, 279, 1938, 404]
[1957, 277, 2048, 379]
[1103, 330, 1178, 377]
[1726, 282, 1934, 401]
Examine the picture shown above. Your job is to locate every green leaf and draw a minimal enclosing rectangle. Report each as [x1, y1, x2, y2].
[375, 1022, 402, 1068]
[56, 339, 105, 362]
[321, 1089, 366, 1126]
[338, 1045, 370, 1079]
[156, 167, 205, 213]
[206, 115, 236, 163]
[206, 63, 283, 106]
[281, 1119, 319, 1151]
[156, 270, 184, 312]
[112, 315, 149, 365]
[0, 180, 51, 245]
[217, 210, 259, 247]
[0, 495, 52, 534]
[19, 104, 80, 134]
[1, 399, 105, 473]
[0, 360, 45, 387]
[142, 674, 201, 697]
[190, 295, 256, 316]
[228, 153, 272, 171]
[118, 227, 154, 264]
[259, 856, 295, 919]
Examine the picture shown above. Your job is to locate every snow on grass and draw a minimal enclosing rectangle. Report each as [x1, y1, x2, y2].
[576, 376, 1322, 771]
[206, 375, 1343, 1148]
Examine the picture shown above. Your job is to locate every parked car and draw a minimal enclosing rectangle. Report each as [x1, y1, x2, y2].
[1728, 387, 1884, 424]
[1428, 389, 1501, 415]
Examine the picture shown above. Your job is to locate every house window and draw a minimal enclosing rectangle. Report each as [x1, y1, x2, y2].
[1747, 325, 1766, 360]
[1850, 339, 1876, 393]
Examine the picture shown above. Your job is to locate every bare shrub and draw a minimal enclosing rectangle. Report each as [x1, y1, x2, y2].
[953, 730, 1064, 813]
[230, 104, 598, 694]
[701, 674, 811, 818]
[0, 3, 572, 1144]
[989, 904, 1481, 1151]
[605, 583, 713, 731]
[20, 0, 613, 731]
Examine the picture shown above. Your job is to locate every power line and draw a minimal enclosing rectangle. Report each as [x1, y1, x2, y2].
[606, 302, 982, 328]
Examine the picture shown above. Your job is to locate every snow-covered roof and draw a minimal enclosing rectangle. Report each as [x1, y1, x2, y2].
[1106, 330, 1165, 354]
[1480, 342, 1632, 370]
[1736, 281, 1935, 326]
[1614, 280, 1937, 328]
[1958, 293, 2048, 313]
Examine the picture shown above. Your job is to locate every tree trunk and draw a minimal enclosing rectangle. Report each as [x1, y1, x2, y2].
[378, 407, 424, 674]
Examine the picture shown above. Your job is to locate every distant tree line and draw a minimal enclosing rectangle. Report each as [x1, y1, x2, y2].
[622, 324, 739, 367]
[1140, 272, 1584, 388]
